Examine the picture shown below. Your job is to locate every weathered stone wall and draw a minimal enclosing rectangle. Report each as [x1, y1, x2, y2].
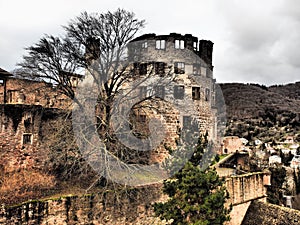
[0, 184, 168, 225]
[0, 77, 71, 109]
[0, 105, 43, 172]
[0, 171, 270, 224]
[225, 172, 268, 206]
[242, 200, 300, 225]
[0, 104, 66, 173]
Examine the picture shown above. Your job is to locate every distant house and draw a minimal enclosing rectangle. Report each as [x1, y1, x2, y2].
[221, 136, 247, 154]
[291, 155, 300, 169]
[269, 155, 282, 166]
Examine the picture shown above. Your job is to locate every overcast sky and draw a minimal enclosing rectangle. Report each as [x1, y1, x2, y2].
[0, 0, 299, 85]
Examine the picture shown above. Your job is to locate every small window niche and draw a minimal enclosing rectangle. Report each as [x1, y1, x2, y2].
[183, 116, 192, 128]
[24, 117, 33, 133]
[23, 133, 32, 145]
[205, 88, 210, 101]
[154, 62, 165, 75]
[192, 87, 201, 100]
[154, 85, 165, 99]
[193, 63, 201, 75]
[137, 114, 147, 123]
[174, 62, 185, 74]
[174, 85, 185, 99]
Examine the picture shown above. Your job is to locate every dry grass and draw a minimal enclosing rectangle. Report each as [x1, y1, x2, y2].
[0, 170, 56, 205]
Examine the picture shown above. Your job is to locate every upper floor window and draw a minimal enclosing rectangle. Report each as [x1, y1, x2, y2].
[140, 86, 148, 99]
[23, 133, 32, 145]
[175, 40, 184, 49]
[156, 40, 166, 50]
[137, 114, 147, 123]
[205, 88, 210, 101]
[183, 116, 191, 128]
[193, 63, 201, 75]
[192, 87, 201, 100]
[174, 62, 185, 74]
[174, 85, 185, 99]
[134, 63, 148, 75]
[154, 62, 165, 75]
[193, 42, 198, 51]
[142, 41, 148, 49]
[155, 85, 165, 99]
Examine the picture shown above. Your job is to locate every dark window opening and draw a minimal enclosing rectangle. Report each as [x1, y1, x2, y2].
[139, 63, 148, 75]
[154, 62, 165, 75]
[205, 88, 210, 101]
[140, 86, 148, 99]
[24, 118, 33, 133]
[174, 85, 185, 99]
[23, 134, 32, 145]
[175, 40, 185, 49]
[183, 116, 191, 128]
[174, 62, 185, 74]
[156, 40, 166, 50]
[133, 63, 148, 75]
[137, 114, 147, 123]
[192, 87, 201, 100]
[224, 148, 228, 154]
[193, 63, 201, 75]
[206, 68, 212, 78]
[155, 85, 165, 98]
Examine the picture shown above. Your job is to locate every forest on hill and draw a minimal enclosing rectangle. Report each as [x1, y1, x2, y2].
[220, 82, 300, 143]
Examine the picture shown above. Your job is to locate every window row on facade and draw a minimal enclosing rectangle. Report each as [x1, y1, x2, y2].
[140, 39, 198, 51]
[140, 85, 211, 101]
[133, 62, 212, 76]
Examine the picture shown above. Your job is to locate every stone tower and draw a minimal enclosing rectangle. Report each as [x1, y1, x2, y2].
[124, 33, 219, 164]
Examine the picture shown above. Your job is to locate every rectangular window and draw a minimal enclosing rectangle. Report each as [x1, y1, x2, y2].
[175, 40, 184, 49]
[174, 85, 185, 99]
[24, 117, 33, 133]
[137, 114, 147, 123]
[154, 62, 165, 75]
[142, 41, 148, 49]
[193, 63, 201, 75]
[155, 85, 165, 98]
[183, 116, 191, 128]
[139, 63, 148, 75]
[140, 86, 148, 99]
[23, 134, 32, 145]
[193, 42, 198, 51]
[205, 88, 210, 101]
[192, 87, 201, 100]
[156, 40, 166, 50]
[174, 62, 185, 74]
[0, 79, 4, 86]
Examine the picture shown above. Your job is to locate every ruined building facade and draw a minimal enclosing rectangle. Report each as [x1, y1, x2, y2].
[0, 32, 219, 170]
[124, 33, 218, 163]
[0, 68, 71, 172]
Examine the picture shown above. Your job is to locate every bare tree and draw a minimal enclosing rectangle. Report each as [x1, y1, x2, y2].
[18, 9, 145, 104]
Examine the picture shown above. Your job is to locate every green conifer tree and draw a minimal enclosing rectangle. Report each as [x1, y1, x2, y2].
[154, 136, 231, 225]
